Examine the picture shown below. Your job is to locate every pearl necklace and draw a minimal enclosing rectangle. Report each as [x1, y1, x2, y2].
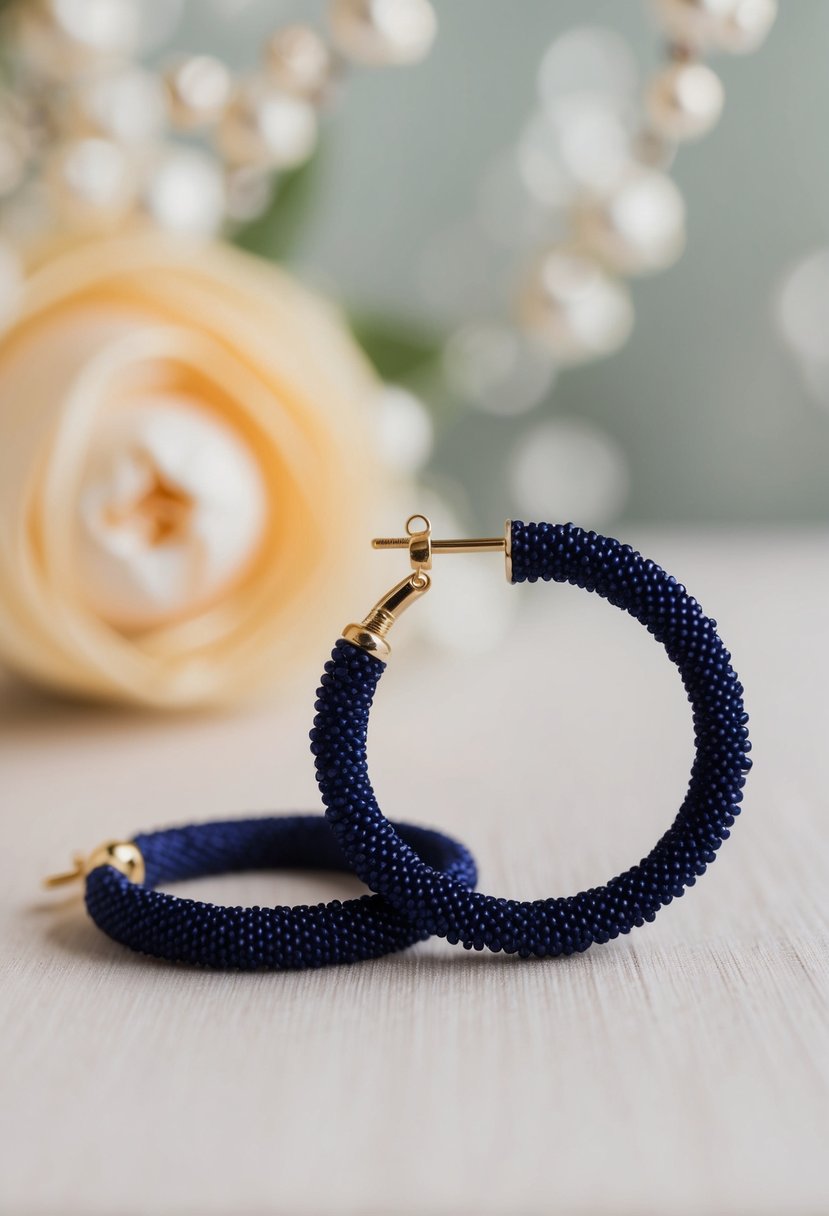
[436, 0, 777, 383]
[0, 0, 438, 291]
[516, 0, 777, 368]
[0, 0, 775, 370]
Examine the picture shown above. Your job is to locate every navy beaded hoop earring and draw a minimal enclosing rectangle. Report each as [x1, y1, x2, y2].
[44, 815, 476, 969]
[311, 516, 751, 958]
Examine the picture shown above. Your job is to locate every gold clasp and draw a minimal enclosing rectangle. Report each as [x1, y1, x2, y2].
[341, 514, 511, 659]
[43, 840, 145, 890]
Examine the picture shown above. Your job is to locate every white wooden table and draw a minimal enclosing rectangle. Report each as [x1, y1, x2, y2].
[2, 531, 827, 1216]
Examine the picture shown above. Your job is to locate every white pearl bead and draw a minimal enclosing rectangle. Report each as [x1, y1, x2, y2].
[163, 55, 232, 130]
[48, 137, 136, 225]
[714, 0, 777, 53]
[71, 66, 166, 145]
[652, 0, 729, 47]
[443, 322, 557, 416]
[776, 249, 829, 408]
[520, 248, 634, 365]
[141, 147, 226, 237]
[216, 77, 318, 170]
[375, 384, 434, 473]
[17, 0, 141, 79]
[652, 0, 776, 53]
[76, 396, 267, 630]
[646, 61, 724, 141]
[576, 169, 686, 276]
[538, 27, 639, 111]
[263, 25, 335, 102]
[509, 418, 629, 525]
[52, 0, 140, 54]
[328, 0, 437, 66]
[520, 99, 634, 202]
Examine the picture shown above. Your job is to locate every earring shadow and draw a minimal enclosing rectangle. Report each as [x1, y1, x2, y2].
[28, 896, 174, 972]
[397, 942, 597, 974]
[0, 671, 234, 743]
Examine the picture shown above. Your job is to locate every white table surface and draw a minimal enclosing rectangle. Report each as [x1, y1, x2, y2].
[2, 530, 827, 1216]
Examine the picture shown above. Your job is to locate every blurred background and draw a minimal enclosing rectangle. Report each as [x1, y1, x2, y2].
[0, 0, 825, 706]
[4, 12, 827, 1215]
[173, 0, 829, 527]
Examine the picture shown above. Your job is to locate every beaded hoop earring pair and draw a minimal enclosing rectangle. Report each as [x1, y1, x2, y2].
[46, 516, 749, 969]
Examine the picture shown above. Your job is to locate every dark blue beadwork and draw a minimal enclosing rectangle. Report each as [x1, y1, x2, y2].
[312, 520, 751, 958]
[84, 815, 477, 970]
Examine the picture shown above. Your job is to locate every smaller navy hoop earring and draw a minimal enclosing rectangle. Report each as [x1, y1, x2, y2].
[44, 815, 477, 970]
[312, 516, 752, 958]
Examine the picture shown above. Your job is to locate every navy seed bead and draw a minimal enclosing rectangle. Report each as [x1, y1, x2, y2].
[84, 815, 476, 970]
[311, 521, 751, 959]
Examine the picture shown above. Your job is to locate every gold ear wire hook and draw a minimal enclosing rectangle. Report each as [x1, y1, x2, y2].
[341, 515, 432, 659]
[341, 515, 512, 659]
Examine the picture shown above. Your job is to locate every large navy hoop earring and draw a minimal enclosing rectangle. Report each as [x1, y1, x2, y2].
[311, 517, 751, 958]
[44, 814, 477, 969]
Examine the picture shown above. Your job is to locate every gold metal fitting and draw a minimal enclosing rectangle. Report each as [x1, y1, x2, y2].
[43, 840, 145, 890]
[341, 514, 512, 659]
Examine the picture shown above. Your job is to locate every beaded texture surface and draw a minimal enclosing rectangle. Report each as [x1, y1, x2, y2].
[85, 815, 477, 970]
[312, 520, 751, 957]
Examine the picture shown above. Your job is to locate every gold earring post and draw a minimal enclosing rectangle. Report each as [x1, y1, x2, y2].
[371, 536, 507, 555]
[341, 515, 512, 659]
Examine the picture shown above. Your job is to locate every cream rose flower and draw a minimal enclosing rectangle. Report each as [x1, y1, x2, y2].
[0, 232, 384, 707]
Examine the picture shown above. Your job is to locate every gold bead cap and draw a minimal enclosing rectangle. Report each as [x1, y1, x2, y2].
[43, 840, 145, 890]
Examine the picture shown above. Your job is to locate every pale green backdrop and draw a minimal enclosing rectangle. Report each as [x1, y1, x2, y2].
[180, 1, 829, 524]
